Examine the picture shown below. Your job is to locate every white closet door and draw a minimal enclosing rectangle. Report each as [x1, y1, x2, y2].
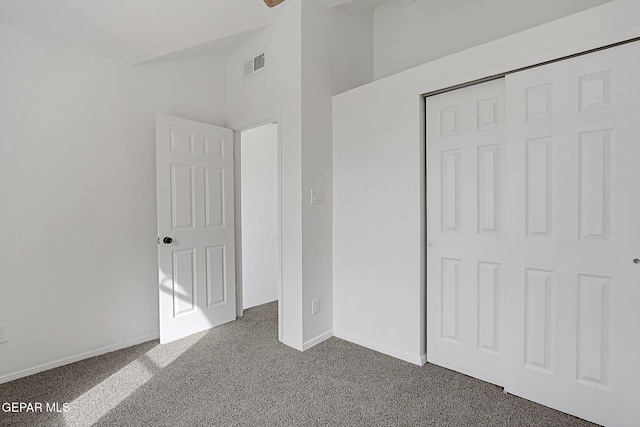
[426, 79, 507, 386]
[427, 42, 640, 426]
[504, 42, 640, 426]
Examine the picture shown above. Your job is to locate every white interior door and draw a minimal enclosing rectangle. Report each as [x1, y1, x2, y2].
[156, 114, 236, 344]
[503, 42, 640, 426]
[426, 79, 507, 386]
[426, 41, 640, 426]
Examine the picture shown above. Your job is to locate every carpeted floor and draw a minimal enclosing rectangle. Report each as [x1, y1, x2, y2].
[0, 302, 596, 427]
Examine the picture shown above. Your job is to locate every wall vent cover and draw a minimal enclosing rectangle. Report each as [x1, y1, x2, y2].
[244, 53, 266, 77]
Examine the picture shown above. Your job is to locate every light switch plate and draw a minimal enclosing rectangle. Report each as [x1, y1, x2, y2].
[311, 189, 323, 205]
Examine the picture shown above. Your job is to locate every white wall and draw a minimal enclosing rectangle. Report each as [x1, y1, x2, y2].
[333, 0, 640, 365]
[227, 0, 304, 349]
[227, 0, 373, 350]
[373, 0, 612, 80]
[241, 123, 279, 309]
[330, 2, 374, 96]
[300, 0, 334, 346]
[0, 24, 228, 382]
[300, 0, 373, 346]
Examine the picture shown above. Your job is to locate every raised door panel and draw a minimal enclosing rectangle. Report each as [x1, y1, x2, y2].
[172, 249, 196, 316]
[441, 150, 460, 232]
[576, 274, 611, 389]
[206, 245, 226, 307]
[578, 130, 610, 240]
[477, 262, 500, 353]
[525, 137, 553, 238]
[477, 144, 500, 234]
[524, 268, 554, 373]
[441, 258, 461, 343]
[170, 164, 195, 230]
[205, 167, 225, 228]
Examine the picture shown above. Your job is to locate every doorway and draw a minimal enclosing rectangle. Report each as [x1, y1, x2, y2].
[239, 123, 279, 309]
[234, 118, 282, 340]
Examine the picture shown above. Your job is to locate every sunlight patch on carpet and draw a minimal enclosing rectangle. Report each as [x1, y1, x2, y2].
[63, 339, 199, 426]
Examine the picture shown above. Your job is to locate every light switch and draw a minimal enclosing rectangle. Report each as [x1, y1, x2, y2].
[311, 189, 323, 205]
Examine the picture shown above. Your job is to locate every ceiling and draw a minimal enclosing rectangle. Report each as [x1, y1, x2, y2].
[0, 0, 286, 64]
[0, 0, 614, 65]
[0, 0, 382, 64]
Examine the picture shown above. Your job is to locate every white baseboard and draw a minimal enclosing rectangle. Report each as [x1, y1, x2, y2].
[302, 330, 333, 351]
[0, 332, 159, 385]
[333, 329, 425, 366]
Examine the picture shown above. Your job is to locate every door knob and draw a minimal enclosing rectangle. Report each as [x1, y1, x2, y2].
[163, 237, 173, 245]
[634, 259, 640, 264]
[428, 242, 434, 247]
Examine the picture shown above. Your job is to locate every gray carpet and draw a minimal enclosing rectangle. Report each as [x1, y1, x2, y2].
[0, 302, 595, 427]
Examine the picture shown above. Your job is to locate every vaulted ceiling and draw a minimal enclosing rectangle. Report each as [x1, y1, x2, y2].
[0, 0, 386, 64]
[0, 0, 614, 66]
[0, 0, 286, 64]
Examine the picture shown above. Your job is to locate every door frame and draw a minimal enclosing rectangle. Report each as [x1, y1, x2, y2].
[230, 110, 283, 341]
[422, 36, 640, 99]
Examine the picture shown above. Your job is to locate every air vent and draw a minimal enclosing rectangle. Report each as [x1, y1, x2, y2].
[244, 53, 266, 77]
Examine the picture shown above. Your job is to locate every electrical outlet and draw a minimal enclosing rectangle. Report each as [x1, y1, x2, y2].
[311, 299, 320, 315]
[0, 323, 8, 344]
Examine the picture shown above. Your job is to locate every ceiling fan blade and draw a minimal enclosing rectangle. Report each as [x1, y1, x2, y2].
[263, 0, 285, 7]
